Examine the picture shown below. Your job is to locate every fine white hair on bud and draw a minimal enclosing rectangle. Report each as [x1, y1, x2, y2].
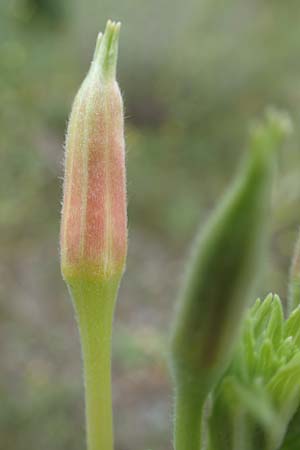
[60, 20, 126, 450]
[60, 20, 127, 284]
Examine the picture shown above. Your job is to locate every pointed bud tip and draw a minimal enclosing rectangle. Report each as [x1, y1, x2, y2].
[104, 20, 121, 44]
[93, 19, 121, 80]
[92, 32, 103, 60]
[249, 108, 292, 158]
[265, 107, 293, 136]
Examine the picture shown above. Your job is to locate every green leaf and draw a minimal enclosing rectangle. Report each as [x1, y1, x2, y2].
[256, 338, 278, 381]
[267, 354, 300, 412]
[242, 317, 256, 380]
[265, 295, 284, 349]
[277, 337, 297, 364]
[253, 293, 273, 338]
[284, 306, 300, 342]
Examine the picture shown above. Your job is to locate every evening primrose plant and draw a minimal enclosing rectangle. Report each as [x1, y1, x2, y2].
[60, 19, 300, 450]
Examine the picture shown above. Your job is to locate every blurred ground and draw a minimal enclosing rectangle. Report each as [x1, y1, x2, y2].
[1, 1, 300, 449]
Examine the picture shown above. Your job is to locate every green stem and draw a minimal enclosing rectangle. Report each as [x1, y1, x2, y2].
[68, 276, 120, 450]
[174, 385, 206, 450]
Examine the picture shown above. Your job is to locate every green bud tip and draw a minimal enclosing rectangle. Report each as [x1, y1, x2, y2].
[249, 108, 292, 157]
[92, 32, 103, 60]
[93, 20, 121, 80]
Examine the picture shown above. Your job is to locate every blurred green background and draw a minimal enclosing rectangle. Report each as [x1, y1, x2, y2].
[1, 1, 300, 449]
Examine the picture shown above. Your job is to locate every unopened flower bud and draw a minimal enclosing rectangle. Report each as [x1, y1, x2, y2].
[59, 21, 126, 450]
[169, 109, 291, 450]
[171, 109, 290, 384]
[60, 20, 126, 284]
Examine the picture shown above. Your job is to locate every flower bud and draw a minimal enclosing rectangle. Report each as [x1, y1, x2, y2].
[169, 109, 291, 450]
[170, 109, 290, 386]
[59, 21, 126, 450]
[60, 20, 126, 284]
